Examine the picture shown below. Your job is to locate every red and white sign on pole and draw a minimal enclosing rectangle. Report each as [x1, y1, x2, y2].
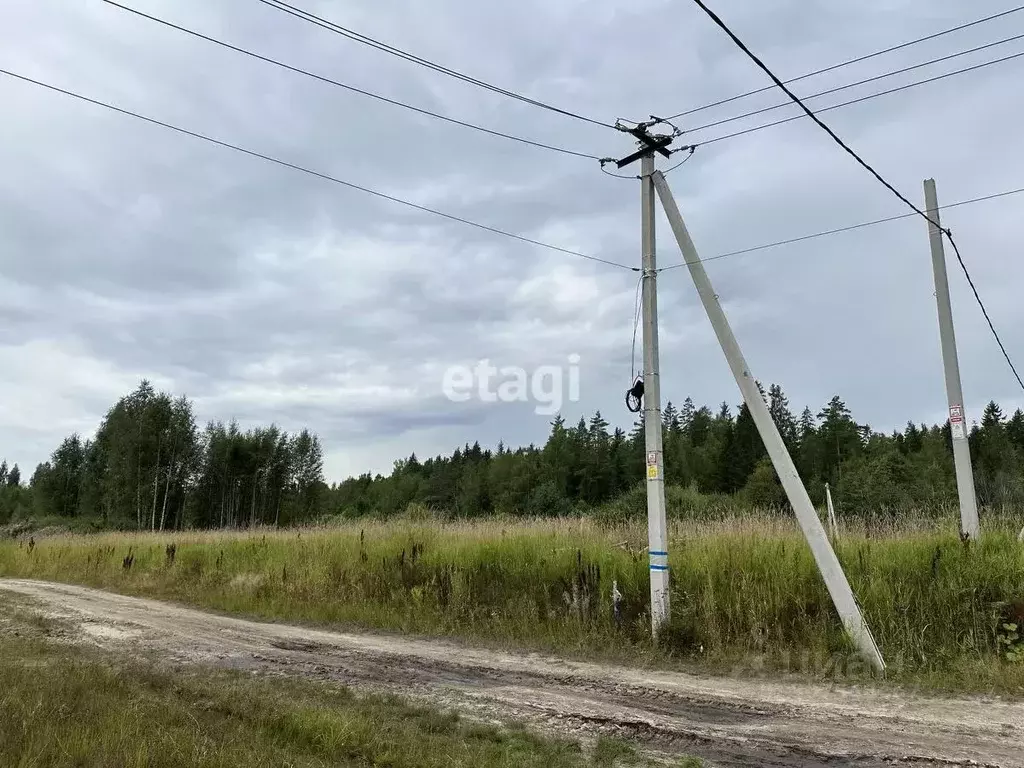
[646, 451, 659, 479]
[949, 404, 966, 440]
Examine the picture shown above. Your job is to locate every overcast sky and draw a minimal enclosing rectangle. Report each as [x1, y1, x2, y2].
[2, 0, 1023, 482]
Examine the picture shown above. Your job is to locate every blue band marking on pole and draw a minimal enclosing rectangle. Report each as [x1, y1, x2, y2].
[649, 550, 668, 556]
[649, 564, 669, 571]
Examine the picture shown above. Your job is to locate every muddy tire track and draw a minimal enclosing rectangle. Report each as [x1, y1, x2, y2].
[1, 579, 1020, 767]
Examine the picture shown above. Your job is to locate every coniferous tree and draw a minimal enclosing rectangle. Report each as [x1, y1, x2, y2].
[768, 384, 798, 450]
[679, 397, 695, 433]
[662, 402, 679, 432]
[731, 401, 765, 489]
[1007, 409, 1024, 452]
[688, 405, 712, 448]
[15, 377, 1024, 525]
[817, 396, 861, 491]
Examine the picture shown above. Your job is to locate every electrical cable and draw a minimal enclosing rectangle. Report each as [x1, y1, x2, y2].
[593, 157, 638, 180]
[946, 233, 1024, 391]
[661, 145, 696, 175]
[99, 0, 599, 161]
[255, 0, 616, 130]
[599, 163, 640, 181]
[0, 67, 635, 271]
[626, 264, 647, 413]
[664, 3, 1024, 121]
[686, 32, 1024, 137]
[690, 0, 1024, 392]
[658, 184, 1024, 270]
[631, 272, 644, 380]
[693, 48, 1024, 147]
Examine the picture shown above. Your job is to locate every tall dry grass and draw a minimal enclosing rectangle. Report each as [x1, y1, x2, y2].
[2, 513, 1022, 692]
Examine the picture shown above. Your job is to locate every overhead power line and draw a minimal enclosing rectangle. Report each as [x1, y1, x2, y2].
[99, 0, 598, 161]
[687, 32, 1024, 137]
[659, 185, 1024, 268]
[689, 0, 1024, 392]
[665, 3, 1024, 121]
[0, 67, 634, 272]
[694, 48, 1024, 146]
[255, 0, 615, 130]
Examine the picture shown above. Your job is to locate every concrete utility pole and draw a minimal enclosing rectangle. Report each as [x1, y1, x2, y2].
[640, 153, 670, 634]
[612, 121, 675, 636]
[651, 169, 885, 673]
[923, 178, 980, 541]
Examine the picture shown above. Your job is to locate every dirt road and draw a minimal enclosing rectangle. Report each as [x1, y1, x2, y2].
[1, 579, 1020, 767]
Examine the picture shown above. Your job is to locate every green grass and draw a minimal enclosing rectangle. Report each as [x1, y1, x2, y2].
[0, 597, 689, 768]
[1, 515, 1023, 694]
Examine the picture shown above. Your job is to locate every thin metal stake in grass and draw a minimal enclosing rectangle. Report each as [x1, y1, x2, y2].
[825, 484, 839, 541]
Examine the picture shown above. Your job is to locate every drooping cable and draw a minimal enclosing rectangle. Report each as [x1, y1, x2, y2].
[100, 0, 600, 161]
[256, 0, 616, 130]
[664, 3, 1024, 121]
[686, 32, 1024, 137]
[662, 145, 697, 175]
[694, 49, 1024, 147]
[687, 0, 1024, 390]
[631, 272, 644, 380]
[0, 67, 635, 271]
[946, 234, 1024, 391]
[657, 184, 1024, 270]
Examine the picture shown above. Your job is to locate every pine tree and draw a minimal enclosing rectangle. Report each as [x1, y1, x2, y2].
[1007, 409, 1024, 451]
[688, 406, 712, 447]
[662, 400, 688, 486]
[609, 427, 629, 495]
[974, 401, 1016, 505]
[795, 407, 820, 485]
[981, 400, 1004, 428]
[767, 384, 797, 449]
[903, 421, 923, 453]
[731, 401, 765, 489]
[542, 415, 572, 500]
[581, 411, 612, 503]
[715, 417, 740, 493]
[798, 407, 816, 439]
[662, 401, 680, 433]
[679, 397, 695, 432]
[817, 396, 861, 488]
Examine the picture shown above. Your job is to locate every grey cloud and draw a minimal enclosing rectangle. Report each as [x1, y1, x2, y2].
[1, 0, 1022, 479]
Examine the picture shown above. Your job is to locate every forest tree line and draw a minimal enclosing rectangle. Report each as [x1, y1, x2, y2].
[2, 379, 1024, 529]
[0, 381, 325, 529]
[331, 384, 1024, 520]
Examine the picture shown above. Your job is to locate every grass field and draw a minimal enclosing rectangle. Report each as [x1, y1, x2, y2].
[0, 595, 696, 768]
[2, 514, 1023, 694]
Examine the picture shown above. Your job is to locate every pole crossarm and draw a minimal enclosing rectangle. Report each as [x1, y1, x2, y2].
[616, 123, 674, 168]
